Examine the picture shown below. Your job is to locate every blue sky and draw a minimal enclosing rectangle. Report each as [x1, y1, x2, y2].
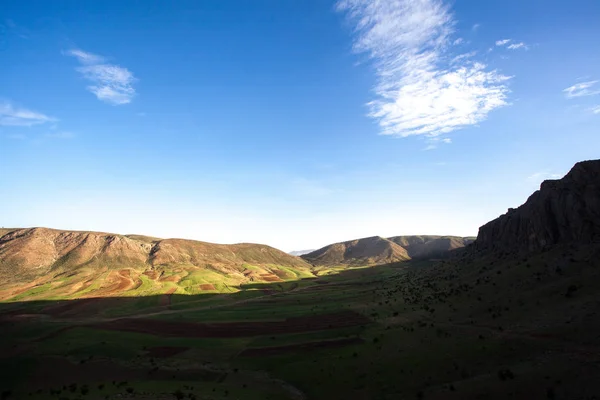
[1, 0, 599, 251]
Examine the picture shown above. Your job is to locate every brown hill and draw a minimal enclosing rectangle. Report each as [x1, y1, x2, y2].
[476, 159, 600, 253]
[0, 227, 313, 300]
[301, 236, 410, 266]
[301, 235, 474, 266]
[388, 235, 474, 258]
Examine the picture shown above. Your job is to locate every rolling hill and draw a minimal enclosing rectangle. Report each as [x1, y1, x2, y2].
[0, 227, 313, 301]
[302, 235, 474, 266]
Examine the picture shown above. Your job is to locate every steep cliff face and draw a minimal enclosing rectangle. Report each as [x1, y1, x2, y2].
[476, 160, 600, 252]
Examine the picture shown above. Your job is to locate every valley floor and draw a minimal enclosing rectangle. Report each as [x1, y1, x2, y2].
[1, 244, 600, 399]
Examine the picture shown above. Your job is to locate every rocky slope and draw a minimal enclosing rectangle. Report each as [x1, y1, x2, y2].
[476, 159, 600, 252]
[302, 235, 473, 266]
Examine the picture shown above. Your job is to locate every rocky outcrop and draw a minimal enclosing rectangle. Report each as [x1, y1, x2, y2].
[476, 160, 600, 252]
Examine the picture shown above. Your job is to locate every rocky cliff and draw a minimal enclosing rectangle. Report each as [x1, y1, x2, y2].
[476, 159, 600, 252]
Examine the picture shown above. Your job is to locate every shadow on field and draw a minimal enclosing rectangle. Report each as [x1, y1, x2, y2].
[0, 261, 414, 333]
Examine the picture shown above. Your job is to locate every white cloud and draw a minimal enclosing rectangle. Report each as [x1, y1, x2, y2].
[472, 24, 480, 31]
[563, 80, 600, 98]
[507, 42, 528, 50]
[66, 49, 136, 105]
[495, 39, 511, 46]
[591, 105, 600, 114]
[0, 101, 56, 126]
[336, 0, 510, 138]
[64, 49, 105, 64]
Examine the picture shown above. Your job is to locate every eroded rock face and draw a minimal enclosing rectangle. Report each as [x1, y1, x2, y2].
[476, 160, 600, 252]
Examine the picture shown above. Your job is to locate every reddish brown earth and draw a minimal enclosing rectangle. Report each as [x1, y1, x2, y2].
[240, 337, 364, 357]
[260, 274, 282, 282]
[199, 284, 216, 290]
[159, 288, 177, 307]
[42, 298, 124, 318]
[92, 310, 370, 338]
[159, 275, 180, 283]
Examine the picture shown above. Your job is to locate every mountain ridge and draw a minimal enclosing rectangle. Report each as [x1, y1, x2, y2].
[301, 234, 475, 266]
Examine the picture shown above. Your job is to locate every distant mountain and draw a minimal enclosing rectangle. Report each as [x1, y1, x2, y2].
[301, 235, 474, 266]
[0, 227, 313, 300]
[476, 159, 600, 253]
[288, 249, 315, 256]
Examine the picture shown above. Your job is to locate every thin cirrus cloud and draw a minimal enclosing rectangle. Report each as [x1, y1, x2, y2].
[0, 100, 56, 127]
[336, 0, 510, 138]
[563, 80, 600, 99]
[495, 39, 528, 50]
[65, 49, 136, 105]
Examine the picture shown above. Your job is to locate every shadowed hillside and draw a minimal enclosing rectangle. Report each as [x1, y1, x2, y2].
[476, 159, 600, 252]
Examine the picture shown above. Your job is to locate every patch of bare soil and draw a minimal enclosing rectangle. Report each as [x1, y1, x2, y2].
[42, 298, 98, 317]
[260, 274, 282, 282]
[159, 288, 177, 307]
[240, 337, 364, 357]
[143, 270, 162, 280]
[199, 284, 216, 290]
[159, 275, 180, 283]
[92, 310, 370, 338]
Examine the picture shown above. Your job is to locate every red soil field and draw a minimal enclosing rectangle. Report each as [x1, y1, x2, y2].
[240, 337, 364, 356]
[92, 310, 370, 338]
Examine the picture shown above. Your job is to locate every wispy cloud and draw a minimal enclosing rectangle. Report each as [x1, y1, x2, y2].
[472, 24, 480, 31]
[507, 42, 528, 50]
[424, 136, 452, 150]
[65, 49, 105, 65]
[0, 101, 56, 127]
[591, 105, 600, 114]
[563, 80, 600, 98]
[495, 39, 528, 50]
[66, 48, 136, 105]
[336, 0, 510, 138]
